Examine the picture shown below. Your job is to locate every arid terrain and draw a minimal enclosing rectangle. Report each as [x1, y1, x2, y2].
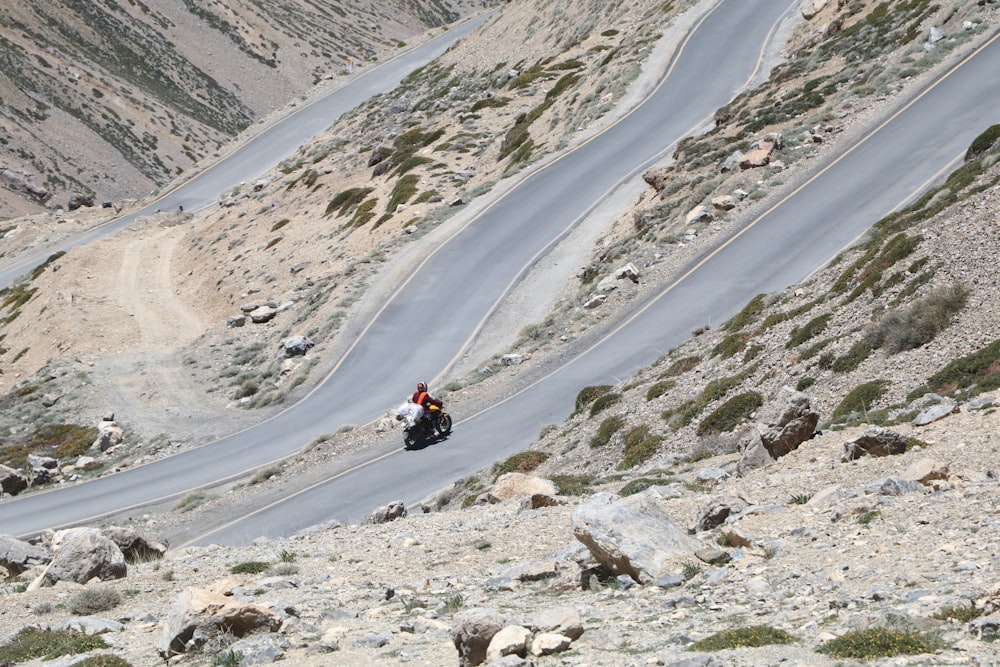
[1, 0, 999, 665]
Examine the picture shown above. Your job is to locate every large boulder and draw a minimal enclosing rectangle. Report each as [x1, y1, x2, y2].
[695, 496, 748, 532]
[760, 393, 819, 458]
[102, 526, 168, 562]
[0, 464, 28, 496]
[801, 0, 829, 20]
[528, 606, 584, 641]
[737, 394, 819, 475]
[0, 534, 50, 575]
[278, 335, 314, 359]
[41, 527, 127, 586]
[491, 473, 558, 501]
[451, 607, 504, 667]
[642, 166, 671, 193]
[365, 500, 407, 524]
[571, 491, 703, 583]
[160, 587, 283, 657]
[842, 428, 908, 462]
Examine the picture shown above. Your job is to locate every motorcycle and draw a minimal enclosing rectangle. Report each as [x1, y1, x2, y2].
[403, 404, 452, 449]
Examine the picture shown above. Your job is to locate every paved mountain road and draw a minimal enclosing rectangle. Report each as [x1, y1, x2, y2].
[195, 26, 1000, 542]
[1, 0, 801, 538]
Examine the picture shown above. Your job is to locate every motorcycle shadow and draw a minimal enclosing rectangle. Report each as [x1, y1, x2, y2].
[404, 432, 450, 451]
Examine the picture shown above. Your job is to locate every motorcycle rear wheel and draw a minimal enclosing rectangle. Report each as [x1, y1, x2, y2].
[436, 413, 453, 436]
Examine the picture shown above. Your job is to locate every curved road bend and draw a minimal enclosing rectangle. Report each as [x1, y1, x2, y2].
[193, 29, 1000, 543]
[1, 0, 801, 538]
[0, 13, 492, 289]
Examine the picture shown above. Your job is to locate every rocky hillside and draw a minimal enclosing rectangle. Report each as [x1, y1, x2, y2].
[0, 0, 485, 217]
[0, 1, 999, 664]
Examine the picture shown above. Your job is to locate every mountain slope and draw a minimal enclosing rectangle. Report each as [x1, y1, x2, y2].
[0, 0, 483, 217]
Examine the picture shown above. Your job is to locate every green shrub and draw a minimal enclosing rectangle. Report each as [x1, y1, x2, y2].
[670, 366, 757, 430]
[28, 424, 99, 459]
[723, 293, 767, 332]
[0, 627, 106, 662]
[589, 392, 621, 416]
[932, 603, 982, 622]
[688, 625, 796, 651]
[385, 174, 420, 212]
[249, 465, 282, 485]
[817, 627, 944, 659]
[857, 509, 881, 525]
[590, 415, 624, 448]
[494, 450, 549, 478]
[72, 656, 133, 667]
[349, 199, 377, 227]
[711, 332, 749, 359]
[574, 385, 613, 414]
[786, 313, 832, 348]
[831, 380, 889, 420]
[69, 587, 121, 615]
[915, 338, 1000, 397]
[175, 491, 216, 513]
[966, 123, 1000, 161]
[830, 338, 874, 373]
[619, 425, 663, 470]
[646, 379, 676, 401]
[470, 97, 510, 112]
[659, 355, 700, 378]
[619, 477, 673, 496]
[230, 561, 270, 575]
[867, 283, 969, 354]
[795, 377, 816, 391]
[696, 391, 763, 435]
[548, 474, 595, 495]
[212, 650, 244, 667]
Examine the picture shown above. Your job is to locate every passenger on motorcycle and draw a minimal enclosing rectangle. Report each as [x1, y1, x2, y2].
[411, 382, 442, 436]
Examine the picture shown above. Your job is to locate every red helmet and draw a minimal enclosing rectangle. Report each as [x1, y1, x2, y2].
[416, 382, 427, 393]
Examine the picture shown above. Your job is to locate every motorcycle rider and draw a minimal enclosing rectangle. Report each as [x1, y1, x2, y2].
[411, 382, 443, 437]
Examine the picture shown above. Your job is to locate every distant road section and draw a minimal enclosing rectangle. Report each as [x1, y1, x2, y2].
[0, 13, 492, 290]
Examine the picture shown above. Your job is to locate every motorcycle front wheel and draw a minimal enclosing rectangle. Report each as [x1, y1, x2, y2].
[403, 430, 419, 449]
[436, 413, 453, 436]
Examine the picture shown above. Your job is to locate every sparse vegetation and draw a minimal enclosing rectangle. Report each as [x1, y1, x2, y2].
[68, 587, 122, 615]
[645, 379, 676, 401]
[696, 391, 763, 435]
[619, 425, 663, 470]
[590, 415, 624, 448]
[689, 625, 797, 652]
[589, 392, 621, 416]
[831, 380, 890, 421]
[175, 491, 217, 513]
[548, 474, 595, 495]
[72, 656, 133, 667]
[494, 451, 549, 478]
[932, 603, 982, 623]
[817, 627, 944, 659]
[230, 560, 270, 575]
[0, 627, 106, 663]
[910, 338, 1000, 399]
[249, 465, 283, 485]
[574, 385, 613, 415]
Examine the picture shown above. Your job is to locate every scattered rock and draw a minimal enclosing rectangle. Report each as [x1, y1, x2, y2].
[842, 428, 908, 461]
[159, 586, 283, 657]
